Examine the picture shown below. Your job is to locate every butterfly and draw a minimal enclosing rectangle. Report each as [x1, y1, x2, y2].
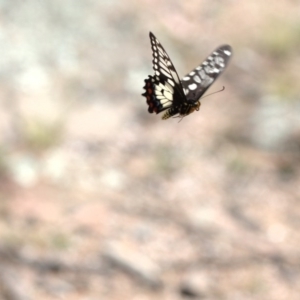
[142, 32, 232, 120]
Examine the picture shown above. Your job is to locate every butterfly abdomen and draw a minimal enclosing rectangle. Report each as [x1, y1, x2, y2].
[162, 107, 179, 120]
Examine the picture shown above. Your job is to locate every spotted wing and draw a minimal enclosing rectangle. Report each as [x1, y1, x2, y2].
[142, 32, 186, 114]
[181, 45, 232, 102]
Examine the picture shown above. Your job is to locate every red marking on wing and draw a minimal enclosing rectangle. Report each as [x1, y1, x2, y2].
[142, 76, 161, 114]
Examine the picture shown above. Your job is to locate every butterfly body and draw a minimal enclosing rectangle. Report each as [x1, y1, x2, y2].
[162, 99, 201, 120]
[142, 32, 232, 120]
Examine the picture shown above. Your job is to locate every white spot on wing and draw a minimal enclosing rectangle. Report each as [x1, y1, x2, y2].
[165, 82, 174, 92]
[164, 91, 173, 100]
[183, 76, 190, 81]
[198, 70, 206, 78]
[170, 70, 179, 83]
[204, 66, 213, 73]
[215, 57, 224, 64]
[167, 79, 175, 87]
[189, 71, 195, 76]
[159, 61, 171, 73]
[160, 68, 172, 78]
[158, 47, 165, 56]
[224, 49, 231, 56]
[193, 75, 201, 83]
[188, 83, 197, 90]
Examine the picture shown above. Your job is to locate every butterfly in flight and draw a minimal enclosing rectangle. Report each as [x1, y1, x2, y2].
[142, 32, 232, 120]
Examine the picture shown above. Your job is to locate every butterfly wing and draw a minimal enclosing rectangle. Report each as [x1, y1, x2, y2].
[181, 45, 232, 102]
[142, 32, 186, 114]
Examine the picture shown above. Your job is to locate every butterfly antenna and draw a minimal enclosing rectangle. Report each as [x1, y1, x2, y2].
[201, 86, 225, 100]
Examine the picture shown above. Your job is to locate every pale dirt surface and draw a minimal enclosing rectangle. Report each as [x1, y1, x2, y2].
[0, 1, 299, 299]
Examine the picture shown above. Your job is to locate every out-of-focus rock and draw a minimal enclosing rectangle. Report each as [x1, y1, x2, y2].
[179, 270, 211, 298]
[103, 241, 163, 289]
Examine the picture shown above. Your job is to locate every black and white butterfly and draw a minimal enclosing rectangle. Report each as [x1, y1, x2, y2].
[142, 32, 232, 120]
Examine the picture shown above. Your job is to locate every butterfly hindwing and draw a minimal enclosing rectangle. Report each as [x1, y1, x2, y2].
[143, 75, 175, 114]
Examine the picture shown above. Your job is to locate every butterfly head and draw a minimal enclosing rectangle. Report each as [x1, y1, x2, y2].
[184, 100, 201, 115]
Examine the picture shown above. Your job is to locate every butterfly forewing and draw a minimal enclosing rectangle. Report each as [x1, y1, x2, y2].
[149, 32, 182, 89]
[142, 33, 186, 114]
[181, 45, 232, 101]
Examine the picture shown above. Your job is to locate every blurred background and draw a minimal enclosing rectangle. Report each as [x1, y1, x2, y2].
[0, 1, 299, 299]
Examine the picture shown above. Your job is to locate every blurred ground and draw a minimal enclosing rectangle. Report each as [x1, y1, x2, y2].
[0, 1, 299, 299]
